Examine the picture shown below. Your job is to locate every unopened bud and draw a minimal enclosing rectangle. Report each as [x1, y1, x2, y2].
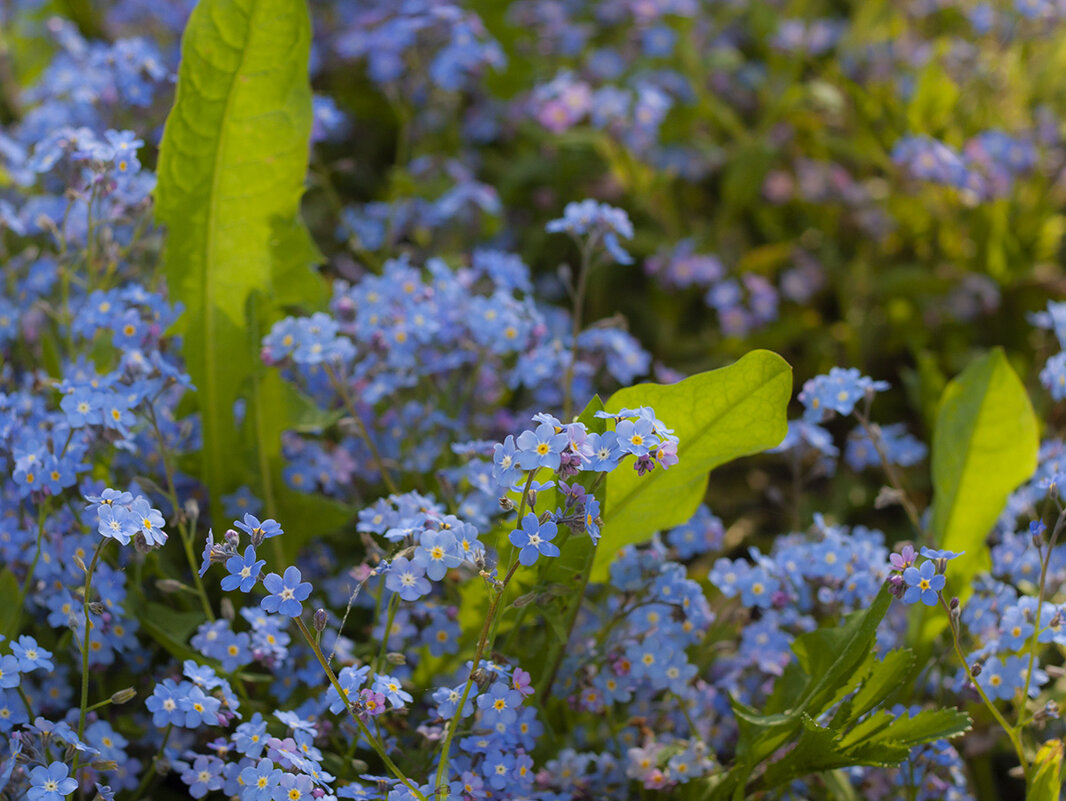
[350, 759, 369, 774]
[110, 688, 136, 704]
[92, 760, 118, 772]
[512, 592, 537, 608]
[949, 596, 960, 610]
[183, 498, 200, 521]
[155, 579, 186, 594]
[220, 597, 235, 621]
[313, 608, 328, 632]
[88, 602, 105, 616]
[156, 758, 171, 777]
[73, 554, 87, 572]
[971, 662, 983, 678]
[386, 652, 406, 665]
[224, 528, 240, 548]
[498, 496, 515, 512]
[886, 574, 905, 599]
[471, 668, 490, 692]
[526, 488, 538, 508]
[874, 486, 905, 510]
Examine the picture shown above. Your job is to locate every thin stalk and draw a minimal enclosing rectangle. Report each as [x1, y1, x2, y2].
[854, 409, 923, 535]
[294, 616, 423, 799]
[1016, 506, 1066, 730]
[131, 723, 172, 801]
[376, 593, 400, 674]
[562, 235, 599, 421]
[940, 594, 1028, 778]
[16, 499, 49, 609]
[146, 402, 215, 621]
[434, 560, 522, 797]
[16, 686, 33, 717]
[325, 364, 399, 495]
[74, 538, 109, 770]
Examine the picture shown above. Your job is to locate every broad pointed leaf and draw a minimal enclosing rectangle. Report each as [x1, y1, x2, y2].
[156, 0, 320, 513]
[931, 348, 1038, 594]
[596, 350, 790, 579]
[1027, 739, 1064, 801]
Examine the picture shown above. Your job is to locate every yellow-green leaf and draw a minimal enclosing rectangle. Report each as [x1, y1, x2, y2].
[931, 348, 1038, 594]
[595, 350, 791, 579]
[155, 0, 320, 511]
[1028, 739, 1064, 801]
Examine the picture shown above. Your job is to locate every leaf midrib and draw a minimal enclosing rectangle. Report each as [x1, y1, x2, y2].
[202, 0, 259, 497]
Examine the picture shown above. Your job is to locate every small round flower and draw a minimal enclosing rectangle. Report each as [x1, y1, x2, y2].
[27, 761, 78, 801]
[888, 544, 916, 572]
[509, 513, 561, 566]
[413, 529, 462, 580]
[239, 758, 282, 801]
[234, 514, 283, 542]
[385, 557, 431, 602]
[901, 561, 945, 606]
[260, 566, 313, 618]
[97, 503, 135, 545]
[10, 636, 53, 672]
[615, 418, 654, 457]
[275, 773, 313, 801]
[129, 497, 167, 546]
[0, 655, 19, 689]
[476, 681, 522, 726]
[492, 435, 523, 489]
[515, 423, 569, 471]
[221, 546, 266, 593]
[179, 685, 221, 727]
[146, 678, 187, 728]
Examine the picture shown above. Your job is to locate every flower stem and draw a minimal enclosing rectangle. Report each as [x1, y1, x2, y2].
[1016, 506, 1066, 730]
[325, 364, 399, 495]
[940, 594, 1028, 778]
[434, 559, 522, 797]
[73, 538, 109, 772]
[131, 723, 172, 801]
[562, 235, 599, 422]
[294, 616, 423, 799]
[854, 410, 923, 536]
[146, 401, 215, 621]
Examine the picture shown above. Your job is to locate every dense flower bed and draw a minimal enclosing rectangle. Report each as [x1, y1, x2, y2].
[1, 1, 1066, 800]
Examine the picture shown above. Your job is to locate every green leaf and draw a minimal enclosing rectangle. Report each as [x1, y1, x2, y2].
[733, 589, 893, 766]
[1027, 739, 1064, 801]
[906, 60, 960, 134]
[859, 707, 971, 749]
[843, 649, 915, 722]
[821, 769, 860, 801]
[757, 715, 909, 792]
[155, 0, 320, 511]
[241, 292, 349, 559]
[0, 570, 21, 641]
[596, 350, 791, 579]
[931, 348, 1038, 594]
